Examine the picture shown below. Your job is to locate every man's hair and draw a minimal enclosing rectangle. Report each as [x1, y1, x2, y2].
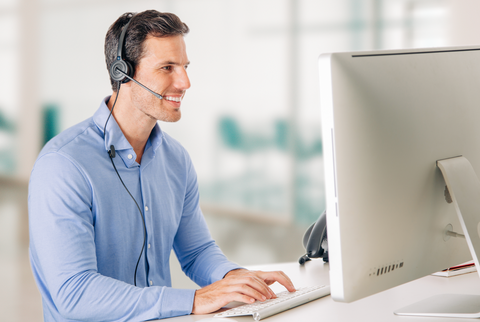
[105, 10, 189, 92]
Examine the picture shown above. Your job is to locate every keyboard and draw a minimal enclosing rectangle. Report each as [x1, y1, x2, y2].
[214, 285, 330, 321]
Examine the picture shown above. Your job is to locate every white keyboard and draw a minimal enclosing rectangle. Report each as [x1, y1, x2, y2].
[214, 285, 330, 321]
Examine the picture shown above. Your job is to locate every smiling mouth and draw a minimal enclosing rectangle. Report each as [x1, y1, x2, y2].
[164, 96, 182, 102]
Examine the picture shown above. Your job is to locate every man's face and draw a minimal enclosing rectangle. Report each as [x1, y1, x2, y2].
[130, 35, 191, 123]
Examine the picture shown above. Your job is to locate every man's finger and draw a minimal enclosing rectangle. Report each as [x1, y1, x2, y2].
[220, 281, 268, 303]
[227, 273, 275, 299]
[256, 270, 296, 292]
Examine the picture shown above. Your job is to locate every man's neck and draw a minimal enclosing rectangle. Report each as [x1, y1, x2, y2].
[107, 92, 156, 164]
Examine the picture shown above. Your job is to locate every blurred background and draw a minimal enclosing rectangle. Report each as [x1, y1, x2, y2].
[1, 0, 480, 320]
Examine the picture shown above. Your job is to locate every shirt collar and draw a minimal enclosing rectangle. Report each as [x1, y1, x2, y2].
[93, 96, 165, 158]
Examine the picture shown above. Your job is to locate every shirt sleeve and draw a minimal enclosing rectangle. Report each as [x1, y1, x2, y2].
[29, 152, 195, 321]
[172, 152, 243, 287]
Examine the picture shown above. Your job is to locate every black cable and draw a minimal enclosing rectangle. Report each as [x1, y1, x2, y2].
[104, 81, 147, 287]
[103, 86, 119, 139]
[108, 152, 146, 287]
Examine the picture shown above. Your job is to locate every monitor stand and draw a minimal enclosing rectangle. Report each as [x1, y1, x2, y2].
[395, 156, 480, 318]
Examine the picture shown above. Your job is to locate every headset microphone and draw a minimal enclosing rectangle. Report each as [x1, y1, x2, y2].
[115, 68, 163, 100]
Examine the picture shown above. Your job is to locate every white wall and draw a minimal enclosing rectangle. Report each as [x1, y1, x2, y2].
[447, 0, 480, 46]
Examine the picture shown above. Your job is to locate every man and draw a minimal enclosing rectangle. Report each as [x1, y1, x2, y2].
[29, 10, 295, 321]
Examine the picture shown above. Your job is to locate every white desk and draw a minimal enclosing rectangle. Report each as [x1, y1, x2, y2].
[157, 259, 480, 322]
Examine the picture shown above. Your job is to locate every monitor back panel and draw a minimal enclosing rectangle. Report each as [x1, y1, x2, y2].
[319, 47, 480, 302]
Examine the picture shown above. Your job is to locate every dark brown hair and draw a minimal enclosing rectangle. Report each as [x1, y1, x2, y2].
[104, 10, 189, 91]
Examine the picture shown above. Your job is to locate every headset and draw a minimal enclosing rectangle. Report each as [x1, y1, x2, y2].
[109, 14, 135, 84]
[108, 13, 163, 99]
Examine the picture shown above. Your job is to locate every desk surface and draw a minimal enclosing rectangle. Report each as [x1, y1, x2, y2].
[156, 260, 480, 322]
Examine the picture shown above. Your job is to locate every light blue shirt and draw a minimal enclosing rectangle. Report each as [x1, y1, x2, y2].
[28, 97, 241, 321]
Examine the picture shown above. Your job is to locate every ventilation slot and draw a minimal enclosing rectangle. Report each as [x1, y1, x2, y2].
[370, 261, 404, 277]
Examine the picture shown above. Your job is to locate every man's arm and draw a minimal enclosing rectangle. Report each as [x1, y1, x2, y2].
[172, 151, 295, 315]
[29, 152, 194, 321]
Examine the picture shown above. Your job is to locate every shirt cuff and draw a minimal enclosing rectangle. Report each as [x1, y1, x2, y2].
[160, 287, 196, 316]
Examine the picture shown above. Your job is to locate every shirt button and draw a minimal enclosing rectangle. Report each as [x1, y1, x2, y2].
[127, 154, 133, 159]
[150, 280, 153, 286]
[145, 206, 149, 211]
[148, 244, 151, 249]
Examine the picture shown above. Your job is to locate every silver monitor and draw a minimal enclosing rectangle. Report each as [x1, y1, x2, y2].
[319, 46, 480, 317]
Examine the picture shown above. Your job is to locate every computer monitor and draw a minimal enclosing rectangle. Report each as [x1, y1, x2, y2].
[319, 46, 480, 317]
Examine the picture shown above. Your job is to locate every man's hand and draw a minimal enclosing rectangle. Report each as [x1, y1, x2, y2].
[191, 269, 296, 315]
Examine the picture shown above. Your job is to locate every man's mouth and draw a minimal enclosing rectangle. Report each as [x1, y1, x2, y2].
[164, 96, 182, 102]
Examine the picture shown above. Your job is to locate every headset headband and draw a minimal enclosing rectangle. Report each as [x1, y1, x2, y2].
[117, 14, 135, 60]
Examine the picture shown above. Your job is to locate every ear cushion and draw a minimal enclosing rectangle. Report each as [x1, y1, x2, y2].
[110, 59, 134, 83]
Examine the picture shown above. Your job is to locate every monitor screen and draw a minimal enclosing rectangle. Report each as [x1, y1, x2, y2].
[319, 46, 480, 304]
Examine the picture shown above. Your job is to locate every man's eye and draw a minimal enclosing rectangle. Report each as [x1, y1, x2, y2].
[162, 66, 172, 71]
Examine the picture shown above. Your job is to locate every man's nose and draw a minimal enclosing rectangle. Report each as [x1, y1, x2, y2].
[176, 67, 191, 90]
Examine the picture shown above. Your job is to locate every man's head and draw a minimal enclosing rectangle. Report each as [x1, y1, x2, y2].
[105, 10, 189, 92]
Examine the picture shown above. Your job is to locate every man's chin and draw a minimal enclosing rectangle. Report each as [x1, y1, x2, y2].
[160, 111, 181, 123]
